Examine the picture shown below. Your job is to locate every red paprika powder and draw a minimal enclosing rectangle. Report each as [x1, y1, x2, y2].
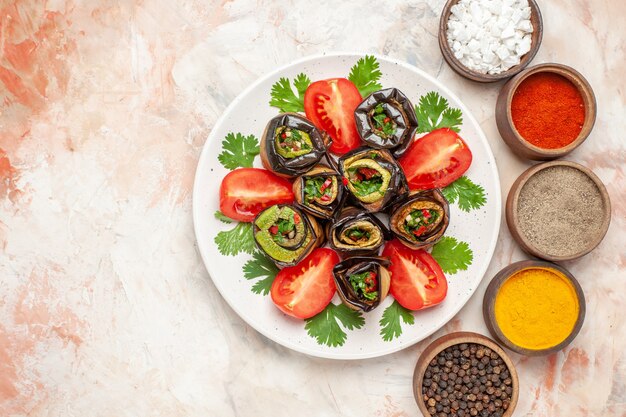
[511, 72, 585, 149]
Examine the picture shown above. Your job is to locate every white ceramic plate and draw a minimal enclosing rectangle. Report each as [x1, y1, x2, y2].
[193, 53, 501, 360]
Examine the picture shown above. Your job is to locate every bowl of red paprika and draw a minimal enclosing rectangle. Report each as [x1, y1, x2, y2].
[495, 63, 596, 160]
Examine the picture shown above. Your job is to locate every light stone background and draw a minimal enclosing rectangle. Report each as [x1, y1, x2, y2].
[0, 1, 624, 416]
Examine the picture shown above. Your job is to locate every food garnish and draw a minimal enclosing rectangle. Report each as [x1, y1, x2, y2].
[347, 54, 383, 98]
[217, 132, 261, 170]
[441, 176, 486, 212]
[304, 303, 365, 347]
[269, 73, 311, 113]
[414, 91, 463, 133]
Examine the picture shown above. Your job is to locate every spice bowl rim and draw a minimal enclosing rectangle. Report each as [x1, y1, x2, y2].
[505, 160, 611, 261]
[413, 331, 519, 417]
[482, 260, 587, 356]
[495, 63, 597, 160]
[438, 0, 543, 83]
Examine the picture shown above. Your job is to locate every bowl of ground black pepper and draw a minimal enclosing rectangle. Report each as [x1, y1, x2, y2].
[413, 332, 519, 417]
[495, 63, 596, 160]
[506, 160, 611, 261]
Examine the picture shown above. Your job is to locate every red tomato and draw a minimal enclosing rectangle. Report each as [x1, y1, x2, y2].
[381, 239, 447, 310]
[219, 168, 294, 222]
[270, 248, 339, 319]
[399, 128, 472, 190]
[304, 78, 362, 155]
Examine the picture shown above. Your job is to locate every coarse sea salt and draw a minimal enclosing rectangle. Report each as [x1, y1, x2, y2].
[446, 0, 534, 75]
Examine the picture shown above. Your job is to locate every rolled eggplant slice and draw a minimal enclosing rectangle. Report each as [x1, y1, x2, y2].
[260, 113, 330, 177]
[333, 257, 391, 312]
[338, 147, 409, 212]
[293, 164, 344, 220]
[253, 204, 324, 267]
[354, 88, 419, 158]
[389, 189, 450, 249]
[327, 207, 388, 256]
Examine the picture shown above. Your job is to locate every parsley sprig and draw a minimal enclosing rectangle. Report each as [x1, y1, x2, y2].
[214, 211, 233, 224]
[431, 236, 473, 275]
[218, 132, 260, 170]
[243, 251, 278, 295]
[442, 176, 486, 212]
[348, 55, 383, 97]
[379, 300, 415, 341]
[214, 222, 256, 256]
[269, 73, 311, 113]
[415, 91, 463, 133]
[305, 303, 365, 347]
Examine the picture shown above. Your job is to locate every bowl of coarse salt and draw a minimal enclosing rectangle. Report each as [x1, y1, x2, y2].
[439, 0, 543, 82]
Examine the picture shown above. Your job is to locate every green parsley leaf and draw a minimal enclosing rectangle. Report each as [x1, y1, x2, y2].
[218, 132, 260, 170]
[442, 176, 487, 212]
[269, 73, 311, 113]
[350, 176, 383, 196]
[214, 222, 256, 256]
[379, 300, 415, 341]
[242, 251, 278, 295]
[431, 236, 473, 275]
[304, 303, 365, 347]
[348, 55, 383, 97]
[415, 91, 463, 133]
[214, 211, 233, 224]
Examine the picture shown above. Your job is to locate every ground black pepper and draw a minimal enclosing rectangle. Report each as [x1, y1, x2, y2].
[421, 343, 512, 417]
[516, 166, 605, 257]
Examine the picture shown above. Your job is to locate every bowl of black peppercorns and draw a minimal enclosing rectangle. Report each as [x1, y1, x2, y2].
[413, 332, 519, 417]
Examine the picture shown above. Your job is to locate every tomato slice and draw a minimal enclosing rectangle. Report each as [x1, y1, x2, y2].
[381, 239, 447, 310]
[219, 168, 294, 222]
[304, 78, 362, 155]
[399, 128, 472, 190]
[270, 248, 339, 319]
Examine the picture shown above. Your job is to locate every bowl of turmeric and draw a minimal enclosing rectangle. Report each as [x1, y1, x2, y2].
[482, 260, 585, 356]
[495, 63, 596, 160]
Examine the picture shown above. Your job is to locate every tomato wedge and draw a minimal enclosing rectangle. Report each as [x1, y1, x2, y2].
[304, 78, 362, 155]
[219, 168, 294, 222]
[399, 128, 472, 190]
[381, 239, 447, 310]
[270, 248, 339, 319]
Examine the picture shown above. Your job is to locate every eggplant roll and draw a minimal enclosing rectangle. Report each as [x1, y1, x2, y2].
[293, 165, 343, 220]
[260, 113, 330, 177]
[333, 257, 390, 312]
[327, 207, 388, 256]
[338, 147, 408, 212]
[389, 189, 449, 249]
[354, 88, 418, 158]
[253, 204, 323, 267]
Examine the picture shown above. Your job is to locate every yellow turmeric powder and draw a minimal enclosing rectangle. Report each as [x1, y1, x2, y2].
[494, 267, 579, 350]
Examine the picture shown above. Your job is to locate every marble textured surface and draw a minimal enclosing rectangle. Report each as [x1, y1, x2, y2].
[0, 1, 624, 416]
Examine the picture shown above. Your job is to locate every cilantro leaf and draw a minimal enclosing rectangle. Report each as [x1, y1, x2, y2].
[214, 222, 256, 256]
[304, 303, 365, 347]
[415, 91, 463, 133]
[242, 251, 278, 295]
[269, 73, 311, 113]
[442, 176, 487, 212]
[348, 55, 383, 97]
[214, 211, 233, 224]
[218, 132, 260, 170]
[431, 236, 473, 275]
[379, 300, 415, 341]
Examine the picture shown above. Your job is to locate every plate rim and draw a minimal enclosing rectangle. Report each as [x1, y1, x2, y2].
[192, 52, 502, 360]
